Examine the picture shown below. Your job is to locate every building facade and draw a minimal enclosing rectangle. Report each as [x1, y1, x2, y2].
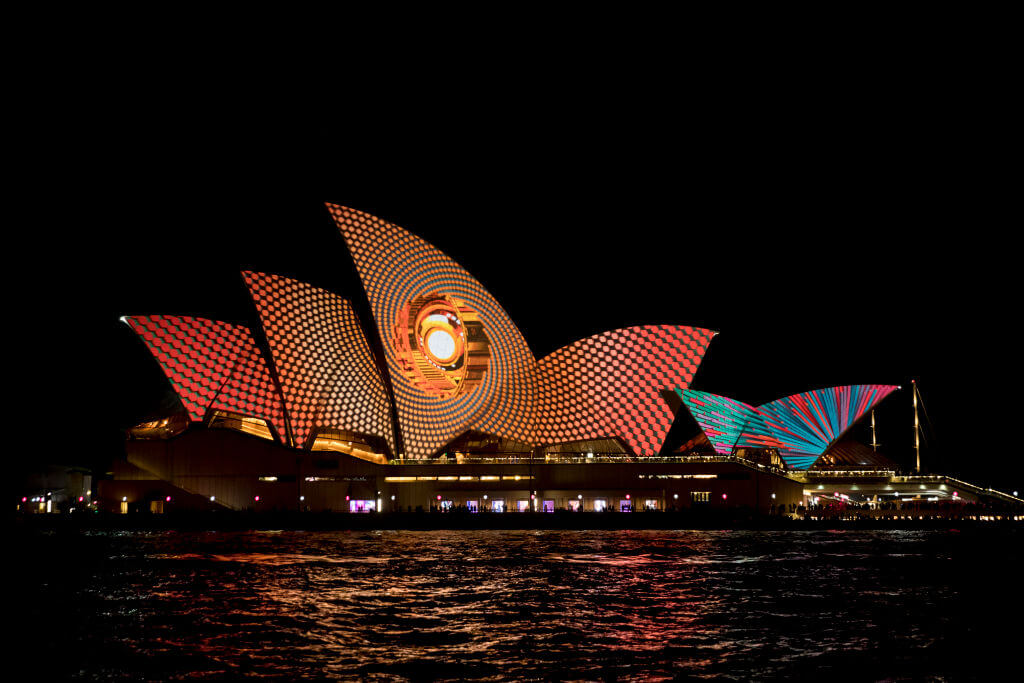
[99, 204, 927, 515]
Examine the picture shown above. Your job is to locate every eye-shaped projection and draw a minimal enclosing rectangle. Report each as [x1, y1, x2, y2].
[393, 293, 490, 398]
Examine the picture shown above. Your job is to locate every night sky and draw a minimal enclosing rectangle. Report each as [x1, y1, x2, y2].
[16, 81, 1018, 495]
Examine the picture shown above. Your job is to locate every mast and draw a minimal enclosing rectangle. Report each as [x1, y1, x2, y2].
[912, 379, 921, 473]
[871, 409, 879, 452]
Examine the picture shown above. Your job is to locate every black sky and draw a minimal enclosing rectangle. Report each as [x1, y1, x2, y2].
[14, 53, 1019, 494]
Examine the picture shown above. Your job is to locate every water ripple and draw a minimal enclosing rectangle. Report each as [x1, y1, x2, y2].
[13, 528, 1024, 680]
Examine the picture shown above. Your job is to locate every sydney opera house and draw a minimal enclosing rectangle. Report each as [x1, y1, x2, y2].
[97, 204, 1016, 516]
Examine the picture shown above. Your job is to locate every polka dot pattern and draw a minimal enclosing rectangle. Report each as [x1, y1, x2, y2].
[534, 326, 715, 455]
[243, 271, 395, 453]
[327, 204, 538, 459]
[127, 210, 721, 459]
[125, 315, 287, 440]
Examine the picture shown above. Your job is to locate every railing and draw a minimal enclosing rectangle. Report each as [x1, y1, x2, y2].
[791, 471, 1024, 505]
[796, 469, 897, 479]
[893, 475, 1023, 503]
[387, 453, 786, 472]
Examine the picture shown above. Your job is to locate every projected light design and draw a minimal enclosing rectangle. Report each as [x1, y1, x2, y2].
[757, 385, 900, 461]
[243, 271, 395, 453]
[126, 204, 720, 461]
[535, 326, 714, 456]
[679, 384, 899, 469]
[123, 315, 287, 441]
[329, 204, 538, 459]
[677, 390, 778, 454]
[329, 203, 715, 459]
[394, 292, 490, 398]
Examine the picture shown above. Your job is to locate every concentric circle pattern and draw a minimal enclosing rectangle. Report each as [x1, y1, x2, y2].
[329, 203, 715, 459]
[127, 207, 725, 460]
[124, 315, 287, 440]
[243, 271, 395, 453]
[393, 293, 491, 398]
[329, 204, 537, 459]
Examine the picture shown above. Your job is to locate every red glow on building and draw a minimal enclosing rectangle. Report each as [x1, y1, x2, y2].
[123, 315, 287, 440]
[534, 325, 713, 456]
[328, 203, 538, 459]
[243, 271, 395, 452]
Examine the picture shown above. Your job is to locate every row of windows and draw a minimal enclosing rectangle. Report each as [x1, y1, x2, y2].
[637, 474, 718, 479]
[428, 493, 715, 512]
[384, 475, 535, 482]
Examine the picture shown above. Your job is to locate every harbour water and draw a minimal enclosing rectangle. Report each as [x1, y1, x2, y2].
[15, 528, 1023, 680]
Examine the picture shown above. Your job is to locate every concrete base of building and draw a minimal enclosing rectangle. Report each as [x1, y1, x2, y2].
[101, 428, 804, 516]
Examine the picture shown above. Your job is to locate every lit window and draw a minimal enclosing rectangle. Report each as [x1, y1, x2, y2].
[208, 410, 274, 441]
[349, 499, 376, 513]
[309, 430, 386, 464]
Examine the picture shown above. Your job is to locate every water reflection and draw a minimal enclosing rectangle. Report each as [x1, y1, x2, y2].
[13, 529, 1023, 680]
